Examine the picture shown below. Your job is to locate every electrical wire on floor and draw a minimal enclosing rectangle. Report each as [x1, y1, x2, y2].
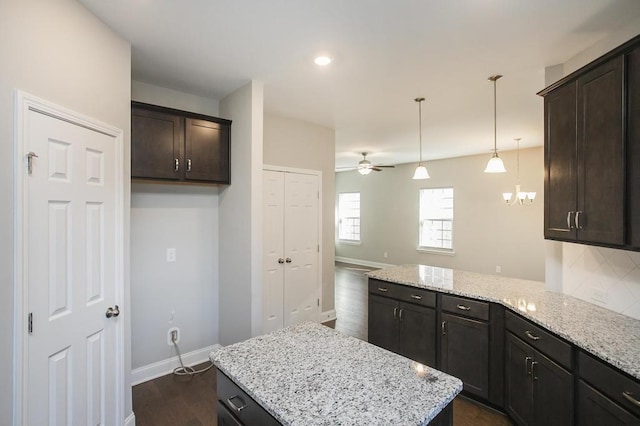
[171, 334, 214, 377]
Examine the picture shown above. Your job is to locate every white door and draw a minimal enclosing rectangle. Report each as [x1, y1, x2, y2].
[262, 170, 320, 333]
[283, 172, 319, 326]
[22, 106, 122, 425]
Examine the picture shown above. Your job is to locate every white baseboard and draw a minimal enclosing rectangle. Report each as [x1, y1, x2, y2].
[335, 256, 395, 269]
[124, 412, 136, 426]
[320, 309, 337, 322]
[131, 344, 222, 386]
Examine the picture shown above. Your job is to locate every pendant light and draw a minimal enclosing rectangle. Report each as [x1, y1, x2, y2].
[484, 75, 507, 173]
[412, 97, 430, 180]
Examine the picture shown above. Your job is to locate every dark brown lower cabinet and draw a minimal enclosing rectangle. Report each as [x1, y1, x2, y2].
[505, 333, 573, 426]
[440, 312, 489, 400]
[217, 370, 280, 426]
[368, 294, 437, 367]
[578, 381, 639, 425]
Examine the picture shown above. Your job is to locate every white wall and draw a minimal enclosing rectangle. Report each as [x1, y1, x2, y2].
[544, 22, 640, 319]
[219, 81, 264, 345]
[263, 114, 336, 312]
[0, 0, 132, 423]
[336, 147, 545, 281]
[130, 82, 222, 370]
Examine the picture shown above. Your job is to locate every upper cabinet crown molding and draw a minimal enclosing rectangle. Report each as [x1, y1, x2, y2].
[131, 101, 231, 185]
[539, 36, 640, 251]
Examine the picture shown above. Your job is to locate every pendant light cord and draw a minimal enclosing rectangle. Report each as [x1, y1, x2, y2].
[493, 79, 497, 154]
[415, 97, 425, 164]
[516, 138, 521, 182]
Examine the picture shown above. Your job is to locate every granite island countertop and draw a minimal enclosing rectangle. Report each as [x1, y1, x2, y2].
[367, 264, 640, 380]
[212, 321, 463, 426]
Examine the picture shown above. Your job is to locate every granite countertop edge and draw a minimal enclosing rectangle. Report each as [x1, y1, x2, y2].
[367, 264, 640, 381]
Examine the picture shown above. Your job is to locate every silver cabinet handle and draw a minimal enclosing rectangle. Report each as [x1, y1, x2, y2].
[277, 258, 284, 264]
[531, 361, 538, 380]
[410, 294, 422, 300]
[575, 211, 583, 230]
[622, 391, 640, 407]
[441, 320, 446, 335]
[525, 356, 533, 376]
[567, 211, 574, 229]
[525, 330, 540, 341]
[174, 158, 179, 172]
[393, 307, 398, 320]
[377, 287, 388, 292]
[456, 304, 471, 311]
[398, 308, 403, 320]
[285, 257, 292, 263]
[227, 395, 247, 412]
[105, 305, 120, 319]
[187, 159, 192, 172]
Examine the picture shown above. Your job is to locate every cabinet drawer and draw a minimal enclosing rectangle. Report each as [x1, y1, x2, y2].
[579, 351, 640, 417]
[368, 279, 436, 307]
[441, 294, 489, 321]
[368, 279, 400, 298]
[505, 311, 572, 370]
[217, 369, 280, 426]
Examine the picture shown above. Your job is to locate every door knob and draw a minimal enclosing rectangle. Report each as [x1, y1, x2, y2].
[278, 258, 284, 264]
[105, 305, 120, 319]
[285, 258, 292, 263]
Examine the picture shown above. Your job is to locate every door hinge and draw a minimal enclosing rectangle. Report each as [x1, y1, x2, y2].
[28, 313, 33, 334]
[317, 298, 320, 307]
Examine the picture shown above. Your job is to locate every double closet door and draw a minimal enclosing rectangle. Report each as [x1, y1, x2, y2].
[263, 169, 320, 334]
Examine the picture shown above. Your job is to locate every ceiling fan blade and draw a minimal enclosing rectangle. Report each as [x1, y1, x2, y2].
[373, 165, 395, 168]
[371, 167, 383, 172]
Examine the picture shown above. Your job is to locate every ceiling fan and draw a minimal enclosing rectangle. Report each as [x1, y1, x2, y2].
[338, 152, 396, 175]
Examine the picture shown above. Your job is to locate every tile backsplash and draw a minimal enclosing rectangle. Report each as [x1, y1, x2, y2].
[562, 243, 640, 320]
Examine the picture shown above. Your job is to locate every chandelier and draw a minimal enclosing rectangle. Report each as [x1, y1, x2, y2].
[502, 138, 536, 205]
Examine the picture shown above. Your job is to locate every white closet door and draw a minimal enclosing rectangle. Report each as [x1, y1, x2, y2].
[262, 170, 285, 333]
[283, 172, 319, 327]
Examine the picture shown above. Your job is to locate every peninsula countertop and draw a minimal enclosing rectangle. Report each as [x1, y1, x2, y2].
[367, 264, 640, 380]
[212, 321, 463, 426]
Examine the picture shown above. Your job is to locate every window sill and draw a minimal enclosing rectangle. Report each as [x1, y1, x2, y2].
[338, 240, 361, 246]
[417, 247, 455, 256]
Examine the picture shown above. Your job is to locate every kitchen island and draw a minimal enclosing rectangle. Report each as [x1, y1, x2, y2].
[212, 321, 463, 425]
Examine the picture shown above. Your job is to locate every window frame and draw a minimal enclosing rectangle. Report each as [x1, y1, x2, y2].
[418, 187, 455, 254]
[337, 192, 361, 243]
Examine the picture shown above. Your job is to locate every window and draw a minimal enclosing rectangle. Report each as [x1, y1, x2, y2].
[419, 187, 454, 251]
[338, 192, 360, 242]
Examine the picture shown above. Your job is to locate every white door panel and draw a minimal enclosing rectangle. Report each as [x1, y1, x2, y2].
[262, 171, 285, 333]
[25, 109, 119, 426]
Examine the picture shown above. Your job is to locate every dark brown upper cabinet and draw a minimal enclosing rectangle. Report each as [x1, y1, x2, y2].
[538, 36, 640, 250]
[131, 102, 231, 184]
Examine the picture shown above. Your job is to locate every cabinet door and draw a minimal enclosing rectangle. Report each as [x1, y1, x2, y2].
[217, 401, 243, 426]
[532, 350, 573, 426]
[185, 118, 230, 183]
[577, 55, 625, 245]
[398, 302, 436, 367]
[628, 46, 640, 248]
[368, 294, 399, 354]
[440, 313, 489, 400]
[544, 81, 578, 240]
[505, 333, 534, 426]
[578, 381, 639, 426]
[132, 107, 182, 180]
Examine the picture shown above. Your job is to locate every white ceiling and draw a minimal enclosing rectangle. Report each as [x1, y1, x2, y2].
[79, 0, 640, 170]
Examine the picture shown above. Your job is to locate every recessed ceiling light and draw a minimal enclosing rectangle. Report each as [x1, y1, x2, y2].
[314, 56, 332, 66]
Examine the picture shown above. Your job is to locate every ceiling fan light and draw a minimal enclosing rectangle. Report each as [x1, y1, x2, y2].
[358, 167, 372, 175]
[413, 164, 430, 180]
[484, 153, 506, 173]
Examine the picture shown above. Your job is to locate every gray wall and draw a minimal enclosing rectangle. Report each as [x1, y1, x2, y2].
[130, 82, 221, 369]
[0, 0, 132, 422]
[336, 147, 545, 281]
[219, 81, 265, 345]
[263, 114, 336, 312]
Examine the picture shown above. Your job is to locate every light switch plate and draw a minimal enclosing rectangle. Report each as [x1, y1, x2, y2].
[166, 248, 176, 262]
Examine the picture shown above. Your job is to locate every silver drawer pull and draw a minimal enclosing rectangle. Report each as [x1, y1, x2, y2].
[227, 395, 247, 412]
[377, 287, 388, 292]
[410, 294, 422, 300]
[174, 158, 179, 172]
[623, 391, 640, 407]
[456, 304, 471, 311]
[525, 330, 540, 341]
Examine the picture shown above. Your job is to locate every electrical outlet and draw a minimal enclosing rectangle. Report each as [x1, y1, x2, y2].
[590, 287, 608, 305]
[167, 327, 180, 345]
[166, 248, 176, 262]
[384, 251, 388, 258]
[495, 266, 501, 273]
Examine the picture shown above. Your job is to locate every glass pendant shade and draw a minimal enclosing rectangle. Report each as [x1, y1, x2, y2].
[502, 192, 512, 202]
[484, 153, 506, 173]
[413, 164, 430, 180]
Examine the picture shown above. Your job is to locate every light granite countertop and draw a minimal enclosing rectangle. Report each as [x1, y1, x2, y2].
[212, 321, 463, 426]
[367, 264, 640, 380]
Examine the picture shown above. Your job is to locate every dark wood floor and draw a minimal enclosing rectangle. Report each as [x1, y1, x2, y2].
[132, 262, 511, 425]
